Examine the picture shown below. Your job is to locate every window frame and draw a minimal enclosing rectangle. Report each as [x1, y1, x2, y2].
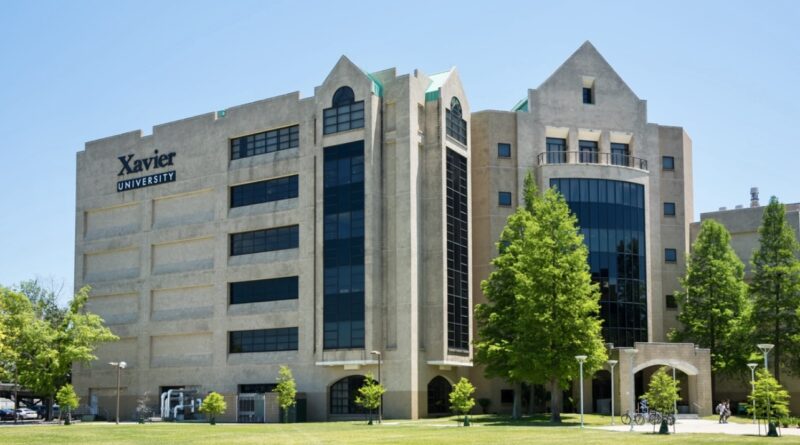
[663, 202, 676, 217]
[666, 294, 678, 309]
[662, 156, 675, 171]
[498, 191, 512, 207]
[497, 143, 511, 158]
[230, 175, 299, 208]
[323, 86, 365, 135]
[228, 327, 298, 353]
[664, 248, 678, 263]
[229, 276, 299, 305]
[230, 125, 299, 161]
[230, 225, 299, 256]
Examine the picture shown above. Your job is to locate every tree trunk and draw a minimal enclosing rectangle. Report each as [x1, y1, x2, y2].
[512, 381, 522, 419]
[529, 384, 536, 416]
[550, 377, 561, 423]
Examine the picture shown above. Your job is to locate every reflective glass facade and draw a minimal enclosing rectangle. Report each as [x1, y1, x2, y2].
[550, 178, 647, 347]
[446, 148, 469, 352]
[323, 141, 365, 349]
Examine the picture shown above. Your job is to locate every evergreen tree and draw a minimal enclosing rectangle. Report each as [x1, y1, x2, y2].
[750, 197, 800, 382]
[274, 365, 298, 423]
[448, 377, 476, 426]
[355, 373, 385, 425]
[475, 173, 607, 423]
[671, 219, 750, 400]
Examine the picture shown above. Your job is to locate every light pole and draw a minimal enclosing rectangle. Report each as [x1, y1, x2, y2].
[370, 350, 382, 424]
[607, 360, 618, 426]
[747, 362, 758, 433]
[757, 344, 775, 436]
[109, 361, 127, 424]
[575, 355, 587, 429]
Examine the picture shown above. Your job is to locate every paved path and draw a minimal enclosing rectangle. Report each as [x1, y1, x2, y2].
[595, 418, 800, 436]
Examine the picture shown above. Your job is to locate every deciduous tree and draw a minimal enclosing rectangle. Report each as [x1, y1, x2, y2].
[355, 373, 385, 425]
[199, 392, 227, 425]
[449, 377, 476, 426]
[56, 384, 79, 425]
[273, 365, 298, 423]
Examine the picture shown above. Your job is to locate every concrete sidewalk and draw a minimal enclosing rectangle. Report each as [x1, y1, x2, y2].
[595, 418, 800, 436]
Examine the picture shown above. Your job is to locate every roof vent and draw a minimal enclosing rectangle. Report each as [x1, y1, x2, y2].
[751, 187, 760, 208]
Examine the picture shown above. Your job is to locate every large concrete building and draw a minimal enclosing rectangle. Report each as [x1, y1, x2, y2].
[73, 42, 711, 421]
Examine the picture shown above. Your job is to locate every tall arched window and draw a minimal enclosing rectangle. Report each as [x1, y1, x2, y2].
[329, 375, 367, 415]
[446, 97, 467, 144]
[324, 86, 365, 135]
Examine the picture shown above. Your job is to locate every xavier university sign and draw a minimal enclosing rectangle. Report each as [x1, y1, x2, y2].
[116, 150, 177, 192]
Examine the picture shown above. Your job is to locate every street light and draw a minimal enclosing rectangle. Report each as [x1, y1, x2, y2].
[747, 362, 758, 432]
[109, 361, 127, 424]
[757, 343, 774, 374]
[575, 355, 587, 429]
[370, 350, 382, 424]
[607, 360, 618, 426]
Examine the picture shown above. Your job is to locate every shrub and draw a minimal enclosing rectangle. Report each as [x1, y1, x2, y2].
[199, 392, 227, 425]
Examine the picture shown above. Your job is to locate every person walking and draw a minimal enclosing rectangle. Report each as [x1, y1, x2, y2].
[716, 401, 725, 424]
[723, 400, 732, 424]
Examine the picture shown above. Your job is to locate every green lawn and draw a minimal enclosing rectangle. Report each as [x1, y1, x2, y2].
[0, 414, 780, 444]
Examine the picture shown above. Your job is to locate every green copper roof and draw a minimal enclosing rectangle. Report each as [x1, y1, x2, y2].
[364, 71, 384, 97]
[425, 69, 453, 102]
[512, 98, 528, 112]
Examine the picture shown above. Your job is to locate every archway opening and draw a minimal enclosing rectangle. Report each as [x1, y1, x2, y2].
[634, 365, 691, 414]
[427, 376, 452, 416]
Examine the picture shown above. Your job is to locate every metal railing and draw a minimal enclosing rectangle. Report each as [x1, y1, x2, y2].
[537, 151, 648, 171]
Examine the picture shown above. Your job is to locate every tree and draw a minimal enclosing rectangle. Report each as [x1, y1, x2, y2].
[670, 219, 750, 400]
[641, 367, 681, 434]
[477, 174, 608, 423]
[199, 392, 227, 425]
[355, 373, 385, 425]
[449, 377, 476, 426]
[15, 278, 67, 326]
[748, 368, 790, 436]
[273, 365, 297, 423]
[750, 197, 800, 382]
[56, 384, 79, 425]
[475, 173, 538, 419]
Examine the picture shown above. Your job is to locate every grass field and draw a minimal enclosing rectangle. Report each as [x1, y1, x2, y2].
[0, 414, 785, 444]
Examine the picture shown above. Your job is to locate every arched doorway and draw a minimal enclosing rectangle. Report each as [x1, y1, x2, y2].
[427, 376, 452, 416]
[634, 364, 693, 414]
[329, 375, 366, 416]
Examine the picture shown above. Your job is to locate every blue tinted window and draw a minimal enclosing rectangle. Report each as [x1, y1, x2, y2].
[583, 87, 593, 104]
[230, 276, 298, 305]
[546, 138, 567, 164]
[446, 98, 467, 144]
[498, 191, 512, 206]
[665, 248, 677, 263]
[231, 125, 299, 160]
[324, 87, 364, 135]
[662, 156, 675, 170]
[498, 143, 511, 158]
[229, 328, 298, 353]
[663, 202, 676, 216]
[231, 175, 299, 208]
[230, 225, 299, 256]
[447, 149, 469, 352]
[550, 178, 647, 347]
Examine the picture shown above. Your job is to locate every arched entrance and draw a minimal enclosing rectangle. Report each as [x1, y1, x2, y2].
[634, 365, 691, 414]
[427, 376, 452, 416]
[329, 375, 366, 416]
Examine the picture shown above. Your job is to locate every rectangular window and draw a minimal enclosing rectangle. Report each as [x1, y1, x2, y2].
[323, 141, 365, 350]
[666, 294, 677, 309]
[583, 87, 593, 104]
[229, 276, 299, 305]
[497, 143, 511, 158]
[611, 143, 630, 166]
[230, 175, 299, 208]
[579, 140, 598, 164]
[663, 202, 676, 216]
[662, 156, 675, 170]
[665, 248, 677, 263]
[231, 125, 299, 160]
[446, 109, 467, 144]
[323, 101, 365, 135]
[447, 148, 469, 352]
[229, 327, 298, 353]
[238, 383, 277, 394]
[498, 191, 512, 206]
[230, 225, 299, 256]
[546, 137, 567, 164]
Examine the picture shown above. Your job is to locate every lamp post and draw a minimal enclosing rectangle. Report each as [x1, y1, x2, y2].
[575, 355, 587, 429]
[109, 361, 127, 424]
[747, 362, 758, 434]
[370, 350, 382, 424]
[757, 344, 775, 436]
[607, 360, 618, 426]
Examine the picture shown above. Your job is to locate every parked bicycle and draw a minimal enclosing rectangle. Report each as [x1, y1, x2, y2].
[621, 409, 645, 425]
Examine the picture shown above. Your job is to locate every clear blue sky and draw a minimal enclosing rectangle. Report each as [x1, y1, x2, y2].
[1, 0, 798, 301]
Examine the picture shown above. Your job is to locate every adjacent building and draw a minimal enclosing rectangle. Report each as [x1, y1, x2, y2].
[73, 42, 712, 421]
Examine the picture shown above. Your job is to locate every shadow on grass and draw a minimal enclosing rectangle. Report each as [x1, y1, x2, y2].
[448, 414, 592, 428]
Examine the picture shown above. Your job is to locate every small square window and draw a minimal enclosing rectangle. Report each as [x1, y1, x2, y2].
[500, 389, 514, 404]
[664, 202, 676, 216]
[666, 295, 678, 309]
[665, 248, 677, 263]
[498, 191, 512, 206]
[583, 87, 593, 104]
[498, 143, 511, 158]
[662, 156, 675, 170]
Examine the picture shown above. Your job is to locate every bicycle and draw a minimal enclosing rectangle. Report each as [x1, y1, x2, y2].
[621, 409, 645, 425]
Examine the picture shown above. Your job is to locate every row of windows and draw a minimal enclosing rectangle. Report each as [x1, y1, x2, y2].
[229, 276, 299, 305]
[231, 125, 299, 160]
[324, 86, 365, 135]
[446, 148, 470, 352]
[446, 97, 467, 145]
[229, 327, 298, 353]
[230, 175, 299, 208]
[230, 225, 299, 256]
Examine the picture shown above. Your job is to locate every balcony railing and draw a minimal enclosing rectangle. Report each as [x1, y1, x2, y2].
[536, 151, 648, 171]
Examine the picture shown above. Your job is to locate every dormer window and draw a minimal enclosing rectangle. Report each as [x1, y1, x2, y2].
[446, 97, 467, 145]
[323, 86, 365, 135]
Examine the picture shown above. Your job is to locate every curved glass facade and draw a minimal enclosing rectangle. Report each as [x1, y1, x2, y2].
[550, 178, 647, 347]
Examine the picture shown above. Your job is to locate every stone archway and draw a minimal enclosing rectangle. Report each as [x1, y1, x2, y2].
[616, 342, 712, 416]
[427, 376, 452, 416]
